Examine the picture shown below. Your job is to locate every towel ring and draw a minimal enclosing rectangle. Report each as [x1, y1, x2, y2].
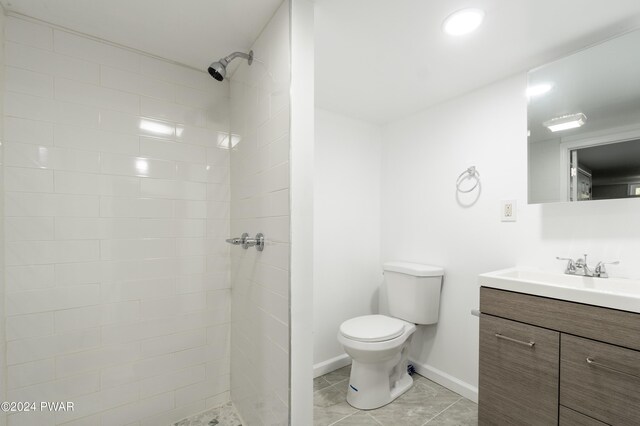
[456, 166, 480, 193]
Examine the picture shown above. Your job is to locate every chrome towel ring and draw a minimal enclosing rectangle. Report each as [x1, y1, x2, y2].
[456, 166, 480, 193]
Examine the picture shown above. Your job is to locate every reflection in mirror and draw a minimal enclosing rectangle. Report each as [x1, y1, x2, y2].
[527, 29, 640, 204]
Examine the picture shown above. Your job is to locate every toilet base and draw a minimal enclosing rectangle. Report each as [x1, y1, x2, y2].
[345, 338, 414, 410]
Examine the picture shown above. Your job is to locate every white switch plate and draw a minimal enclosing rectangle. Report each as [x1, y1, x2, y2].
[501, 200, 517, 222]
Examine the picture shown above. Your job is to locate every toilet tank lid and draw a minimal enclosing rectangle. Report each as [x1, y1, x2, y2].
[383, 261, 444, 277]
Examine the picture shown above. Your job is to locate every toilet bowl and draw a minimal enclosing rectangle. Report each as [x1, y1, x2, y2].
[337, 261, 444, 410]
[338, 314, 416, 410]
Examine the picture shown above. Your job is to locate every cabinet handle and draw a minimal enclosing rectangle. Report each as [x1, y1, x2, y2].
[586, 357, 640, 380]
[495, 333, 535, 348]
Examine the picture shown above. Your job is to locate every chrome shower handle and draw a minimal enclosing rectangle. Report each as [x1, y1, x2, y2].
[243, 233, 265, 251]
[225, 233, 264, 251]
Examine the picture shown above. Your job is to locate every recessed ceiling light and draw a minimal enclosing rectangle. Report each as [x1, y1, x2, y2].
[443, 8, 485, 36]
[543, 113, 587, 132]
[526, 83, 553, 98]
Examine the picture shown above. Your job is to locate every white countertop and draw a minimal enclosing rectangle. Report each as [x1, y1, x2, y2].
[478, 268, 640, 314]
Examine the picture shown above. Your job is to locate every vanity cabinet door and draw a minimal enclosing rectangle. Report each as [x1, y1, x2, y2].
[479, 314, 560, 425]
[561, 334, 640, 425]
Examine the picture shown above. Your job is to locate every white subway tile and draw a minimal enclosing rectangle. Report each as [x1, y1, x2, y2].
[141, 329, 206, 358]
[138, 219, 205, 238]
[54, 124, 139, 155]
[5, 193, 99, 217]
[139, 365, 204, 398]
[6, 66, 54, 98]
[101, 65, 175, 101]
[101, 153, 176, 179]
[6, 18, 53, 50]
[100, 197, 174, 218]
[174, 200, 207, 219]
[6, 241, 99, 266]
[54, 306, 102, 334]
[5, 91, 57, 121]
[6, 312, 54, 341]
[6, 265, 55, 293]
[100, 238, 175, 261]
[140, 179, 206, 200]
[177, 125, 219, 147]
[7, 371, 100, 403]
[140, 137, 206, 164]
[4, 117, 53, 146]
[7, 359, 55, 390]
[5, 167, 54, 192]
[141, 97, 206, 127]
[55, 78, 139, 115]
[6, 41, 100, 84]
[54, 30, 140, 72]
[5, 143, 100, 172]
[6, 285, 100, 315]
[56, 342, 141, 378]
[54, 171, 140, 197]
[5, 217, 55, 241]
[140, 293, 206, 319]
[140, 55, 212, 91]
[55, 262, 102, 286]
[7, 329, 100, 365]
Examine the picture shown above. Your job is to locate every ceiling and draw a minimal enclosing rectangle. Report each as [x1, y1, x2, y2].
[0, 0, 283, 72]
[315, 0, 640, 124]
[6, 1, 640, 125]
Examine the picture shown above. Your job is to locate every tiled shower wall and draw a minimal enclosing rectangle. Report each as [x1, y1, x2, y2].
[3, 16, 231, 425]
[229, 1, 290, 424]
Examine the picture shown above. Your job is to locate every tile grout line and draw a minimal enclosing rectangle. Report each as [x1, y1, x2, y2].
[421, 396, 463, 426]
[327, 411, 357, 426]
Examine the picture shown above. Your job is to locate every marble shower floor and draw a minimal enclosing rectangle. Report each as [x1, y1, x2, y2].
[314, 366, 478, 426]
[174, 402, 242, 426]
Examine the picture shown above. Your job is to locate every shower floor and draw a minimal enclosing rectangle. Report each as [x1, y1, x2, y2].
[314, 365, 478, 425]
[174, 402, 242, 426]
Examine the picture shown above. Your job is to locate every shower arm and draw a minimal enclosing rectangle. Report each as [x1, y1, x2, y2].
[223, 51, 254, 66]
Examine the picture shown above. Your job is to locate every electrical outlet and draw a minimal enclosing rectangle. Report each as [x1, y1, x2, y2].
[501, 200, 517, 222]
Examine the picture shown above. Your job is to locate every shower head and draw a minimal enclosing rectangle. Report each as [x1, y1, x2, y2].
[208, 50, 253, 81]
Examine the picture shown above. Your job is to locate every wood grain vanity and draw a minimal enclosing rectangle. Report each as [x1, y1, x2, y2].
[479, 286, 640, 425]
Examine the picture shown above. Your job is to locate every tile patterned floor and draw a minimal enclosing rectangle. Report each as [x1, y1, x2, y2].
[314, 366, 478, 426]
[174, 402, 243, 426]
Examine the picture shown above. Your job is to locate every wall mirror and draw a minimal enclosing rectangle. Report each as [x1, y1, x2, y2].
[528, 29, 640, 204]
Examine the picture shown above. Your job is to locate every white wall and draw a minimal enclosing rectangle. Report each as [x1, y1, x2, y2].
[290, 0, 315, 424]
[4, 16, 231, 425]
[229, 2, 290, 424]
[313, 108, 382, 373]
[0, 8, 6, 426]
[381, 74, 640, 401]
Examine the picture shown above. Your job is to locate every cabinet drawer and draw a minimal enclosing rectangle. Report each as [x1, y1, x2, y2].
[561, 334, 640, 425]
[479, 314, 559, 425]
[559, 406, 607, 426]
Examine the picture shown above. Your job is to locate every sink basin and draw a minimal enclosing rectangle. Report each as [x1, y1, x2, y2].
[479, 268, 640, 313]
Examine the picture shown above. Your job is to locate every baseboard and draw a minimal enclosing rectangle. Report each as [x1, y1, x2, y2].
[313, 353, 351, 378]
[408, 358, 478, 403]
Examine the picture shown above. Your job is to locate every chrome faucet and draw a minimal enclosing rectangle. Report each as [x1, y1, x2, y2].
[556, 254, 619, 278]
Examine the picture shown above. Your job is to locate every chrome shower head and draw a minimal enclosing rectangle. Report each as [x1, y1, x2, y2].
[207, 50, 253, 81]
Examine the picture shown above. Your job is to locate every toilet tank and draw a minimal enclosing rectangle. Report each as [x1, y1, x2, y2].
[384, 261, 444, 325]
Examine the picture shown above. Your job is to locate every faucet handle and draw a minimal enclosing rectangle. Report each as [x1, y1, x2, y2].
[556, 256, 577, 273]
[594, 260, 620, 278]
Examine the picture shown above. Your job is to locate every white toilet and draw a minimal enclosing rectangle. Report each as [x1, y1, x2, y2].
[337, 261, 444, 410]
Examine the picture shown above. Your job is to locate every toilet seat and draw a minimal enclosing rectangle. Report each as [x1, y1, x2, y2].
[339, 315, 405, 342]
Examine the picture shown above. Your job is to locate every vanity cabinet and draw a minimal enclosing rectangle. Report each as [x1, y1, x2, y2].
[479, 287, 640, 425]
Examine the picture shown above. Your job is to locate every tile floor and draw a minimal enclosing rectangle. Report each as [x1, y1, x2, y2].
[314, 366, 478, 426]
[174, 402, 243, 426]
